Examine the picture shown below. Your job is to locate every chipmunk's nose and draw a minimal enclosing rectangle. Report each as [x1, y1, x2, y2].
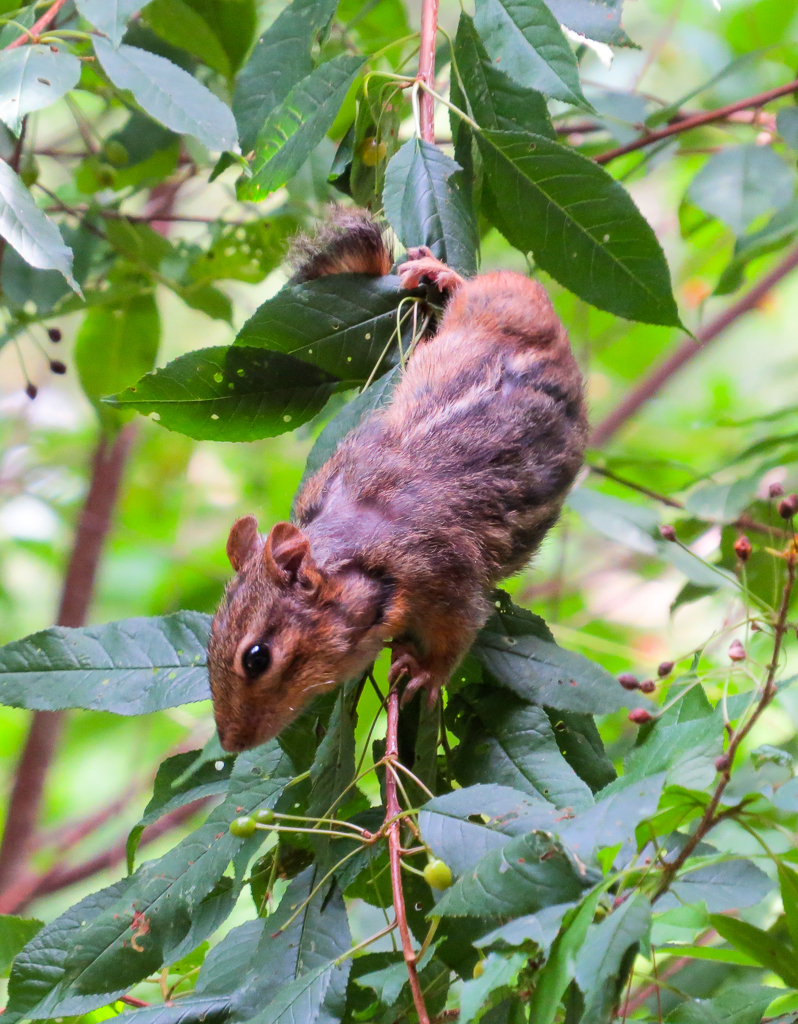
[217, 725, 250, 752]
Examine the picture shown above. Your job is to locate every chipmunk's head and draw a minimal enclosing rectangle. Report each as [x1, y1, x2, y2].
[208, 516, 390, 751]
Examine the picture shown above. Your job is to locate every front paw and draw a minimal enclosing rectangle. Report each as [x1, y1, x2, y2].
[398, 252, 463, 295]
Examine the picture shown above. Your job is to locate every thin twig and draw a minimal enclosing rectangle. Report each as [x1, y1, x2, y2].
[5, 0, 70, 48]
[590, 245, 798, 447]
[417, 0, 438, 143]
[595, 76, 798, 165]
[652, 550, 796, 902]
[386, 685, 430, 1024]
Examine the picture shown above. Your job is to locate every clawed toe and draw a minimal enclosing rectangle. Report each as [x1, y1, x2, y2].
[398, 254, 464, 295]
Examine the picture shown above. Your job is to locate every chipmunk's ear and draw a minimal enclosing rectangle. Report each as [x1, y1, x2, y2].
[265, 522, 312, 583]
[226, 515, 260, 571]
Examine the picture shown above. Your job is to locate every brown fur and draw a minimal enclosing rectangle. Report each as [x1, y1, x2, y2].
[208, 222, 587, 751]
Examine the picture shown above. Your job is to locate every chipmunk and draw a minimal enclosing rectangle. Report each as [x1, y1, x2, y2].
[208, 210, 587, 752]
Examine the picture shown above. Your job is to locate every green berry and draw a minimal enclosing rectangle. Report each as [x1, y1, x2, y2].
[423, 858, 453, 891]
[19, 154, 39, 188]
[473, 960, 485, 979]
[103, 139, 129, 166]
[229, 815, 256, 837]
[255, 808, 275, 825]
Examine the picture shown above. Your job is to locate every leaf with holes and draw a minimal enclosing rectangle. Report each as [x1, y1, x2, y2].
[0, 611, 211, 714]
[0, 46, 81, 134]
[106, 346, 341, 442]
[476, 129, 681, 326]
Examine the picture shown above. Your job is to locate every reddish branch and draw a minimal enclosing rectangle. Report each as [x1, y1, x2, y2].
[595, 76, 798, 165]
[5, 0, 71, 49]
[0, 426, 136, 893]
[385, 686, 430, 1024]
[417, 0, 439, 143]
[590, 244, 798, 447]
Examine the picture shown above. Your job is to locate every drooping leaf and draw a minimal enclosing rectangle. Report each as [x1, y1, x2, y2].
[454, 691, 595, 810]
[234, 274, 406, 381]
[5, 745, 292, 1022]
[574, 894, 651, 1024]
[142, 0, 232, 77]
[453, 13, 555, 138]
[476, 128, 682, 326]
[76, 0, 142, 46]
[0, 611, 211, 714]
[75, 293, 160, 429]
[239, 55, 366, 201]
[0, 46, 81, 134]
[0, 916, 44, 978]
[233, 0, 339, 152]
[546, 709, 616, 793]
[106, 346, 340, 442]
[665, 984, 782, 1024]
[383, 139, 478, 276]
[473, 0, 587, 107]
[301, 367, 400, 486]
[94, 38, 239, 152]
[0, 161, 78, 290]
[688, 145, 796, 236]
[434, 830, 595, 919]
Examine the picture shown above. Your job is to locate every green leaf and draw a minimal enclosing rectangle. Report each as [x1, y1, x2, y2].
[76, 0, 142, 46]
[106, 345, 340, 442]
[544, 0, 631, 46]
[688, 145, 795, 235]
[126, 749, 235, 873]
[383, 139, 478, 276]
[527, 886, 605, 1024]
[0, 916, 43, 978]
[190, 212, 301, 285]
[546, 710, 616, 793]
[142, 0, 232, 77]
[472, 629, 637, 717]
[94, 38, 239, 152]
[239, 55, 366, 201]
[709, 915, 798, 988]
[567, 488, 660, 555]
[233, 0, 339, 152]
[234, 274, 405, 381]
[604, 715, 723, 792]
[459, 952, 527, 1024]
[307, 682, 357, 870]
[0, 161, 78, 290]
[779, 864, 798, 951]
[454, 13, 555, 138]
[473, 0, 588, 107]
[666, 985, 781, 1024]
[716, 199, 798, 295]
[0, 611, 211, 714]
[476, 128, 681, 326]
[778, 107, 798, 149]
[684, 476, 760, 523]
[301, 367, 399, 486]
[434, 830, 595, 918]
[454, 691, 595, 810]
[0, 45, 81, 134]
[419, 784, 560, 878]
[6, 745, 292, 1021]
[194, 919, 263, 997]
[658, 857, 774, 913]
[575, 894, 651, 1024]
[559, 773, 666, 859]
[75, 293, 160, 429]
[476, 902, 575, 954]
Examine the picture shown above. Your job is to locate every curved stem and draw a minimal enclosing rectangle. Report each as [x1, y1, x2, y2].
[417, 0, 439, 143]
[5, 0, 70, 48]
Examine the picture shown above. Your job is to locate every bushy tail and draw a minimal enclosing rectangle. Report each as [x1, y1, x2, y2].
[289, 206, 392, 282]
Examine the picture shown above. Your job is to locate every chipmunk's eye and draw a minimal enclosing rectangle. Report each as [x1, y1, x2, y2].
[242, 643, 271, 679]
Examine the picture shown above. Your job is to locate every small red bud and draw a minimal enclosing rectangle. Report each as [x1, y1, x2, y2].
[734, 535, 752, 562]
[628, 708, 652, 724]
[25, 382, 38, 400]
[659, 524, 677, 542]
[47, 327, 62, 342]
[639, 679, 656, 694]
[728, 639, 746, 662]
[769, 482, 785, 499]
[618, 673, 639, 690]
[778, 494, 798, 519]
[751, 620, 762, 632]
[49, 359, 66, 375]
[657, 661, 674, 678]
[714, 754, 730, 772]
